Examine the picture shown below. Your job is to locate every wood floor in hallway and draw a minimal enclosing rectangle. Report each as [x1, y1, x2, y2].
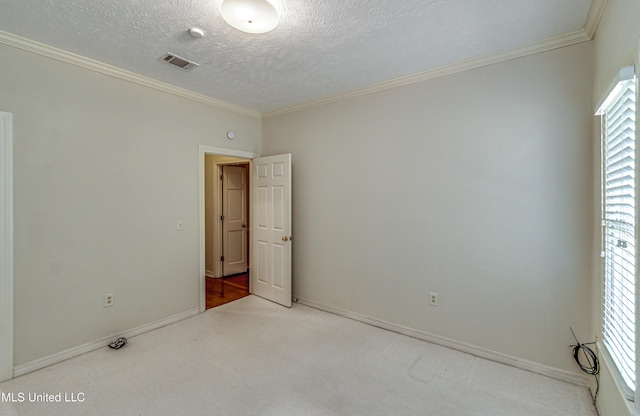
[206, 273, 249, 309]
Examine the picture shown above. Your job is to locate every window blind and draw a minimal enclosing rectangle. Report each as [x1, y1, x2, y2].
[600, 69, 637, 392]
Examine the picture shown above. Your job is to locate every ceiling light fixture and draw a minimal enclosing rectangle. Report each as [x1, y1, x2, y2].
[220, 0, 280, 34]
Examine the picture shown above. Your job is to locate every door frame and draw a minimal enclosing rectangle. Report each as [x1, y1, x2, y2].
[199, 145, 258, 312]
[0, 112, 13, 382]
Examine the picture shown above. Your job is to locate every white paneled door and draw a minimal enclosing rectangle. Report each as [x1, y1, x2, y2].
[251, 154, 292, 307]
[222, 165, 248, 276]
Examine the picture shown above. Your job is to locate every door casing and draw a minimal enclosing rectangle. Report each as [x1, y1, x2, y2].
[0, 112, 13, 382]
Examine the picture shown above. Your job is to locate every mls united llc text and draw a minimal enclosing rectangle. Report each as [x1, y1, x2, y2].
[1, 392, 85, 403]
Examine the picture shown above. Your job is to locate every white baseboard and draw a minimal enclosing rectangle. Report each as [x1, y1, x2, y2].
[13, 307, 200, 378]
[205, 270, 215, 278]
[295, 297, 587, 387]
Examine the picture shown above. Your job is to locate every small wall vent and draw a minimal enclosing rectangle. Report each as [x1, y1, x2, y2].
[158, 53, 199, 71]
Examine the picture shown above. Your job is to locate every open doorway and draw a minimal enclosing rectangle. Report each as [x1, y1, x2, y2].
[199, 146, 293, 312]
[199, 145, 259, 312]
[204, 155, 251, 309]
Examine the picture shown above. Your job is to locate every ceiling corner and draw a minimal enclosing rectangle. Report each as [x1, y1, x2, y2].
[584, 0, 609, 39]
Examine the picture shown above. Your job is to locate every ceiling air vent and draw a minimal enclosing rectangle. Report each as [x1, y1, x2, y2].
[158, 53, 199, 71]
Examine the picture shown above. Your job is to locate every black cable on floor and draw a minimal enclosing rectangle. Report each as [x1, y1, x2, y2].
[570, 327, 600, 405]
[108, 337, 127, 350]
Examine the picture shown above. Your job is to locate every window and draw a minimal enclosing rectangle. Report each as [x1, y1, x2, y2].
[598, 65, 637, 392]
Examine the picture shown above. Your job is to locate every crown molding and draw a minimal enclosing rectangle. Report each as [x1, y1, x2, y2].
[262, 29, 591, 118]
[584, 0, 608, 39]
[1, 0, 607, 122]
[0, 30, 260, 119]
[263, 0, 610, 119]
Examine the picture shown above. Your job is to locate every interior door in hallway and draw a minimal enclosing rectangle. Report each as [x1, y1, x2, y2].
[251, 154, 292, 307]
[222, 165, 248, 276]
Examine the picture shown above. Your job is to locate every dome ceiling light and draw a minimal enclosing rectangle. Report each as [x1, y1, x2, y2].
[220, 0, 280, 34]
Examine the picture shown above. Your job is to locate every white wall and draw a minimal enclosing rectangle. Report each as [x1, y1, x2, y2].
[591, 1, 640, 415]
[0, 42, 261, 366]
[262, 41, 594, 376]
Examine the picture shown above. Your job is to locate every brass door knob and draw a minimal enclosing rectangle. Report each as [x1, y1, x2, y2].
[282, 236, 289, 242]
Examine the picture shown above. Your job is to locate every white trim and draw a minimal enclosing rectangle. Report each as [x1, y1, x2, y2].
[13, 307, 199, 377]
[636, 42, 640, 411]
[596, 350, 638, 416]
[198, 146, 259, 312]
[595, 65, 636, 114]
[0, 24, 596, 121]
[215, 164, 224, 279]
[584, 0, 608, 40]
[598, 341, 636, 404]
[1, 22, 601, 121]
[262, 30, 591, 118]
[0, 30, 260, 119]
[296, 297, 588, 387]
[0, 112, 13, 382]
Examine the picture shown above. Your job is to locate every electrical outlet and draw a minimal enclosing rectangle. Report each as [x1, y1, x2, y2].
[429, 292, 438, 306]
[104, 293, 114, 307]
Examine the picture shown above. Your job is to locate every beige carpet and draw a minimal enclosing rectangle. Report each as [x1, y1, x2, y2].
[0, 295, 596, 415]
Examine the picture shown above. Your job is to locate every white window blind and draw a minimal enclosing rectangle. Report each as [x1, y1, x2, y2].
[598, 66, 637, 391]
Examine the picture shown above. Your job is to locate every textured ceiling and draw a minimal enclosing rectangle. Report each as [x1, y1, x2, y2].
[0, 0, 595, 114]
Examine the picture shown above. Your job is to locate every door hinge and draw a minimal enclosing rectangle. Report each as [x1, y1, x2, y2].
[220, 256, 224, 261]
[220, 215, 224, 221]
[220, 174, 223, 180]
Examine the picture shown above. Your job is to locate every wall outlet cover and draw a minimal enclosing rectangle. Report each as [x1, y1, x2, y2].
[104, 293, 114, 307]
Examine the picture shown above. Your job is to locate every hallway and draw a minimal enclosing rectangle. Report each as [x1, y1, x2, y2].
[205, 273, 249, 309]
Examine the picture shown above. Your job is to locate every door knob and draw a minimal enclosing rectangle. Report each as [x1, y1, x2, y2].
[282, 236, 289, 242]
[242, 224, 246, 228]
